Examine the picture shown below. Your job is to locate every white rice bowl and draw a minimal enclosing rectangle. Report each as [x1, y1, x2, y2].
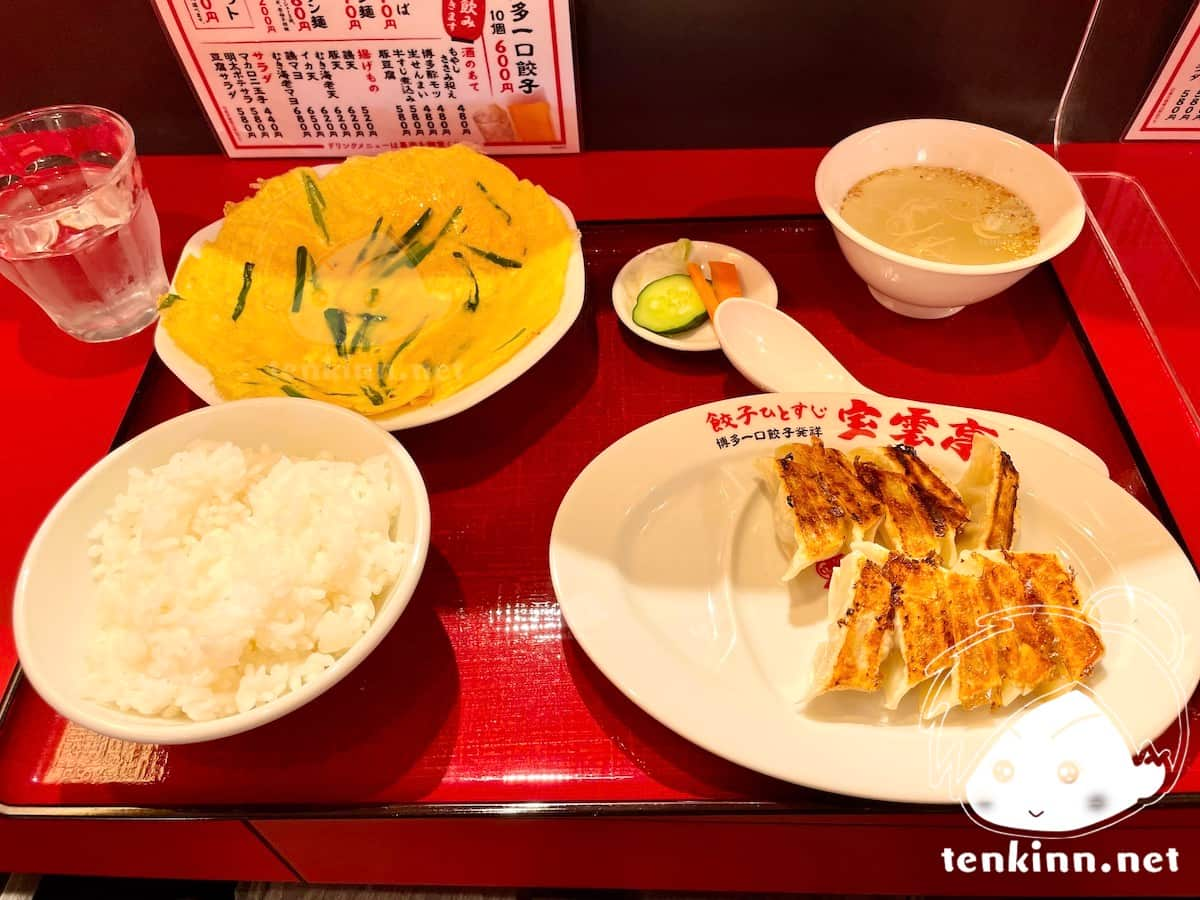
[84, 441, 409, 722]
[15, 397, 429, 745]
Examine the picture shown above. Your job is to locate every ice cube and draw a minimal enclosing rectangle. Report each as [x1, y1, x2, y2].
[7, 215, 59, 255]
[57, 180, 132, 232]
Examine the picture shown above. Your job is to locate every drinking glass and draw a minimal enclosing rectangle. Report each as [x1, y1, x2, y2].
[0, 105, 168, 342]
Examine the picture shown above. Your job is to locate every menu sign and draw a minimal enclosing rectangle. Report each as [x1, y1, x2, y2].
[1127, 4, 1200, 140]
[152, 0, 579, 156]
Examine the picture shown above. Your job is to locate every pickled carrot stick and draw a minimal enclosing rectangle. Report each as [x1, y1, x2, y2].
[709, 260, 742, 303]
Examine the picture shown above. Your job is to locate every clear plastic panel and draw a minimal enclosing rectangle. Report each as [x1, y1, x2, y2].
[1053, 0, 1200, 437]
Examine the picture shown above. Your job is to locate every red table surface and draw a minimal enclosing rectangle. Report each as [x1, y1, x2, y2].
[1, 211, 1187, 812]
[3, 145, 1198, 686]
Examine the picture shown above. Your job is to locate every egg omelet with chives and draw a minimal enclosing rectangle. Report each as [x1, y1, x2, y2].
[161, 145, 574, 416]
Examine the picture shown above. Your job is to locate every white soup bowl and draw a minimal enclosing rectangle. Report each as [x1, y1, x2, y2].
[815, 118, 1086, 319]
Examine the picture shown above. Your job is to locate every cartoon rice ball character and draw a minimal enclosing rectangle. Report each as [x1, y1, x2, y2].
[963, 687, 1165, 834]
[924, 583, 1188, 837]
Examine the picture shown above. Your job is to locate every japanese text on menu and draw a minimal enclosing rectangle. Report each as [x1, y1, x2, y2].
[154, 0, 579, 156]
[1128, 4, 1200, 140]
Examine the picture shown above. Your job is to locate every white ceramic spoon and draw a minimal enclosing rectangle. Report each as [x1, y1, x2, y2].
[712, 298, 1108, 475]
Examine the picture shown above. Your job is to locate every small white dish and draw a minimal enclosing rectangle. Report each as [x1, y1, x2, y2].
[14, 397, 431, 745]
[815, 118, 1086, 319]
[549, 391, 1200, 802]
[612, 241, 778, 351]
[155, 163, 585, 431]
[712, 298, 1108, 474]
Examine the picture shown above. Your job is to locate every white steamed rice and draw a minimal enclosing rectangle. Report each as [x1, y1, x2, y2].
[85, 441, 408, 722]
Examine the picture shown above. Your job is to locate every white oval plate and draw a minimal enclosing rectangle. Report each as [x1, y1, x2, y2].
[549, 391, 1200, 803]
[155, 163, 585, 431]
[612, 241, 779, 351]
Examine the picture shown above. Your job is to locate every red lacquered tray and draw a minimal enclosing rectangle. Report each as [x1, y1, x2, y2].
[1, 213, 1193, 816]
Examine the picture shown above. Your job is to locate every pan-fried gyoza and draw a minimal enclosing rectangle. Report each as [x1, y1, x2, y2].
[808, 547, 895, 694]
[852, 445, 968, 562]
[760, 433, 1104, 713]
[808, 545, 1104, 714]
[756, 439, 884, 581]
[758, 436, 983, 580]
[956, 433, 1020, 551]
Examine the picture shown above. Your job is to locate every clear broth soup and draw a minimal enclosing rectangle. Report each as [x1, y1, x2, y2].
[839, 165, 1039, 265]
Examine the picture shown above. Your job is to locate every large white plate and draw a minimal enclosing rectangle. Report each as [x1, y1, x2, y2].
[155, 163, 585, 431]
[549, 391, 1200, 803]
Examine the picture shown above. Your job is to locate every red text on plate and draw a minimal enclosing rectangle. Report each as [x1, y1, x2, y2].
[889, 406, 938, 447]
[836, 399, 882, 440]
[941, 418, 1000, 461]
